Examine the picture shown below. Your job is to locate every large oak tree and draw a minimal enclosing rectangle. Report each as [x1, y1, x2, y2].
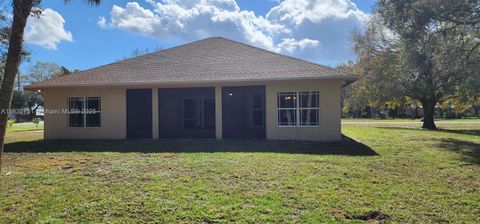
[352, 0, 479, 129]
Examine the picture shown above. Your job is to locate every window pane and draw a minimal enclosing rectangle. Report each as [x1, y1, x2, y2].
[300, 92, 319, 108]
[68, 97, 84, 127]
[252, 110, 263, 126]
[86, 97, 101, 127]
[278, 109, 297, 126]
[277, 92, 296, 108]
[69, 113, 84, 127]
[86, 113, 101, 127]
[300, 109, 319, 126]
[86, 97, 100, 111]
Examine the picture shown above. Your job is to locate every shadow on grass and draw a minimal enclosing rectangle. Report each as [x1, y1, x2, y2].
[5, 135, 378, 156]
[377, 127, 480, 137]
[10, 129, 43, 133]
[377, 127, 479, 164]
[434, 129, 480, 137]
[438, 138, 480, 165]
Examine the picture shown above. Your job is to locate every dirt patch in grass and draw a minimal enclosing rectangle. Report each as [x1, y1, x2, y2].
[163, 153, 177, 159]
[347, 211, 390, 222]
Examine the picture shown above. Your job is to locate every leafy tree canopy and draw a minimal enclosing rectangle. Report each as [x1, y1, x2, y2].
[346, 0, 480, 128]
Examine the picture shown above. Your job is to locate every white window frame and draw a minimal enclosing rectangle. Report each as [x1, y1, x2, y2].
[67, 97, 101, 128]
[277, 91, 319, 127]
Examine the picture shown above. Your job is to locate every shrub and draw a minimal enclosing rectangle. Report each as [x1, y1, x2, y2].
[32, 117, 42, 127]
[7, 119, 16, 128]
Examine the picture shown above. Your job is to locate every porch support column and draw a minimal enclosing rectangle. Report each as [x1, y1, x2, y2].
[152, 88, 159, 139]
[215, 85, 223, 140]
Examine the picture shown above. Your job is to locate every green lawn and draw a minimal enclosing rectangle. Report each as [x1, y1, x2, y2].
[342, 118, 480, 122]
[6, 122, 44, 132]
[0, 123, 479, 223]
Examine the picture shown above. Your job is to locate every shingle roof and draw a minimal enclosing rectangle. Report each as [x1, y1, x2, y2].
[25, 37, 357, 89]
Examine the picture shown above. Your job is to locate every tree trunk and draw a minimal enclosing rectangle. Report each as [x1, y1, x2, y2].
[28, 107, 33, 121]
[17, 73, 21, 91]
[421, 99, 437, 129]
[0, 0, 34, 172]
[474, 105, 479, 117]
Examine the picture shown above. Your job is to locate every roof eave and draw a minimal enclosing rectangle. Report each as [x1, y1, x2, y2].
[24, 75, 359, 91]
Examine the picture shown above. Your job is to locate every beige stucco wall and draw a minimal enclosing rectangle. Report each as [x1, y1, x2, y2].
[43, 87, 126, 139]
[265, 80, 342, 141]
[42, 79, 343, 141]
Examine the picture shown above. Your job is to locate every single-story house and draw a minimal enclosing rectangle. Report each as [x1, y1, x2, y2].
[25, 37, 357, 141]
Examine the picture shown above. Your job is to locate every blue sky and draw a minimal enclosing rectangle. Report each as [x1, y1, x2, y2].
[20, 0, 376, 73]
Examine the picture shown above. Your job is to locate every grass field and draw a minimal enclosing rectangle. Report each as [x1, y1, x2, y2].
[342, 118, 480, 122]
[5, 122, 44, 132]
[0, 122, 479, 223]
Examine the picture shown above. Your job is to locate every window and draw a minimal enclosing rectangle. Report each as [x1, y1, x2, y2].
[86, 97, 101, 127]
[68, 97, 84, 127]
[299, 92, 319, 126]
[277, 92, 297, 126]
[68, 97, 101, 128]
[277, 91, 319, 126]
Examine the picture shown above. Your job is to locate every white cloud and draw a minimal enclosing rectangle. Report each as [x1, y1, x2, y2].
[25, 8, 73, 50]
[266, 0, 368, 25]
[276, 38, 320, 53]
[97, 16, 107, 28]
[266, 0, 369, 61]
[99, 0, 369, 64]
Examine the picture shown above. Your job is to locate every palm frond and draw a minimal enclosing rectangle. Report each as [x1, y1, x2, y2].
[86, 0, 101, 5]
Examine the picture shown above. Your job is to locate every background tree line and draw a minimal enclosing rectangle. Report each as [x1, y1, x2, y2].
[11, 61, 71, 121]
[340, 0, 480, 129]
